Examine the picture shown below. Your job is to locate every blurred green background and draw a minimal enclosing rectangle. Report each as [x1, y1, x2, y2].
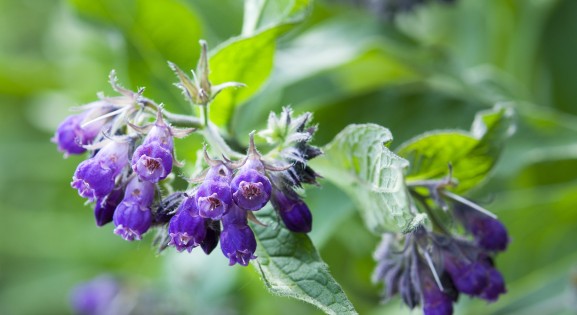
[2, 0, 577, 314]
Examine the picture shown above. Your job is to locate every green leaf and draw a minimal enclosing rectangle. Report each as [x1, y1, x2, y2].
[396, 105, 514, 193]
[208, 0, 313, 129]
[242, 0, 312, 36]
[311, 124, 414, 234]
[208, 26, 284, 128]
[251, 206, 358, 315]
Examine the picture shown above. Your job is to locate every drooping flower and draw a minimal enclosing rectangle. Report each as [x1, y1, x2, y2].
[53, 108, 108, 156]
[167, 196, 206, 252]
[231, 138, 271, 211]
[71, 140, 129, 200]
[200, 219, 221, 255]
[93, 187, 124, 227]
[270, 189, 312, 233]
[113, 177, 155, 241]
[219, 204, 256, 266]
[131, 117, 174, 183]
[453, 203, 509, 252]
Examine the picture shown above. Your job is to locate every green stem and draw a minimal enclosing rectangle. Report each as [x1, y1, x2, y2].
[201, 105, 209, 128]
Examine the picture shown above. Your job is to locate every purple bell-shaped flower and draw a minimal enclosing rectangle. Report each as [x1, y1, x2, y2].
[71, 140, 129, 200]
[94, 187, 124, 227]
[219, 204, 256, 266]
[270, 189, 312, 233]
[53, 107, 107, 156]
[168, 196, 207, 252]
[113, 177, 155, 241]
[454, 203, 509, 252]
[131, 115, 174, 183]
[231, 134, 272, 211]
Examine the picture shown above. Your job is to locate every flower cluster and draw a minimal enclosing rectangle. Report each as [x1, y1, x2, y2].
[372, 182, 509, 315]
[53, 42, 321, 267]
[162, 120, 319, 266]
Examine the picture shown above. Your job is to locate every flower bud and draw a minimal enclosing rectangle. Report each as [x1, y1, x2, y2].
[94, 188, 124, 227]
[113, 178, 154, 241]
[168, 196, 206, 252]
[454, 204, 509, 252]
[71, 141, 129, 200]
[271, 189, 312, 233]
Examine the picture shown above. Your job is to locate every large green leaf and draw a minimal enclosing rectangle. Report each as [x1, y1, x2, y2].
[311, 124, 416, 234]
[251, 206, 357, 315]
[208, 0, 312, 129]
[396, 105, 514, 193]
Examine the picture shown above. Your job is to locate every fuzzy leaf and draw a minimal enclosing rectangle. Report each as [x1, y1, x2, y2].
[251, 206, 358, 315]
[311, 124, 414, 234]
[396, 105, 515, 193]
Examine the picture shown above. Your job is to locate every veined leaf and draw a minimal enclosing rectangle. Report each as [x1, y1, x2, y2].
[396, 105, 515, 193]
[251, 206, 358, 315]
[311, 124, 415, 234]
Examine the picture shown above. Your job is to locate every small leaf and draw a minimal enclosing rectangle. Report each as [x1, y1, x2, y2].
[311, 124, 415, 234]
[396, 105, 514, 193]
[251, 206, 358, 315]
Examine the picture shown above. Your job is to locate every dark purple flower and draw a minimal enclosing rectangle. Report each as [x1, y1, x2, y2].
[71, 141, 129, 200]
[200, 219, 221, 255]
[167, 196, 206, 252]
[94, 188, 124, 226]
[422, 287, 454, 315]
[455, 206, 509, 251]
[231, 159, 272, 211]
[196, 180, 232, 220]
[53, 110, 105, 156]
[113, 177, 154, 241]
[271, 189, 312, 233]
[419, 264, 454, 315]
[443, 255, 488, 296]
[131, 143, 173, 183]
[220, 205, 256, 266]
[70, 275, 120, 315]
[479, 265, 506, 301]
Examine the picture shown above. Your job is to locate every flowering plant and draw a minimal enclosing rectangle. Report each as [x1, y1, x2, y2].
[54, 1, 516, 314]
